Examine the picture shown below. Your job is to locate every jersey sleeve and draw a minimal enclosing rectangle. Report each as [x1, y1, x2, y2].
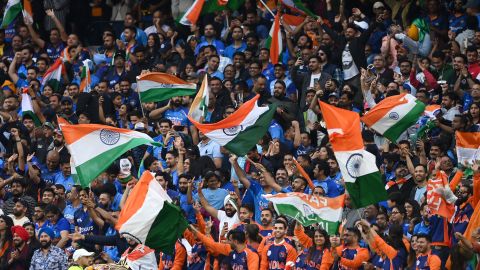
[196, 231, 231, 256]
[372, 235, 397, 259]
[260, 244, 270, 270]
[172, 243, 187, 270]
[428, 254, 442, 270]
[319, 249, 334, 270]
[293, 226, 313, 248]
[339, 248, 370, 269]
[286, 243, 298, 264]
[246, 249, 260, 270]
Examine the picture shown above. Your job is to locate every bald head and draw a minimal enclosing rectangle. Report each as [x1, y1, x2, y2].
[46, 151, 60, 170]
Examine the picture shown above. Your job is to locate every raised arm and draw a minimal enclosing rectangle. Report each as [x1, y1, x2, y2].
[7, 52, 20, 84]
[249, 159, 283, 192]
[229, 154, 251, 189]
[25, 20, 45, 49]
[197, 180, 219, 219]
[45, 9, 68, 42]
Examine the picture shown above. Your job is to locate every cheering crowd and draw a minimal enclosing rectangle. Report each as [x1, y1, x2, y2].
[1, 0, 480, 269]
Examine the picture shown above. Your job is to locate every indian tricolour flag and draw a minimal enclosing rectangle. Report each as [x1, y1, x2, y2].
[21, 91, 40, 126]
[116, 171, 188, 253]
[266, 13, 282, 65]
[42, 58, 64, 91]
[1, 0, 22, 28]
[137, 72, 197, 103]
[320, 101, 387, 208]
[22, 0, 33, 25]
[456, 131, 480, 164]
[282, 14, 304, 31]
[79, 59, 92, 93]
[361, 93, 425, 142]
[264, 193, 344, 234]
[179, 0, 205, 26]
[280, 0, 317, 17]
[188, 74, 210, 122]
[188, 95, 276, 156]
[62, 124, 161, 187]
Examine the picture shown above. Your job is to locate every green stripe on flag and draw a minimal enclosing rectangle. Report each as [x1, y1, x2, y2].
[145, 201, 188, 254]
[75, 138, 162, 187]
[382, 101, 425, 142]
[273, 203, 340, 234]
[224, 104, 276, 156]
[1, 1, 22, 28]
[139, 87, 197, 103]
[345, 172, 387, 209]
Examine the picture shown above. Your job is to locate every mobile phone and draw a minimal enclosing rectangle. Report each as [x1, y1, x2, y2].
[173, 125, 184, 131]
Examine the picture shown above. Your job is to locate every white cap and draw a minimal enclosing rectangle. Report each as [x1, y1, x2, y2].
[134, 122, 146, 131]
[73, 249, 95, 261]
[373, 1, 385, 9]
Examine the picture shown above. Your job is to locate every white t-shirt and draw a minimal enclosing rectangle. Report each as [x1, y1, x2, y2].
[217, 210, 240, 238]
[342, 44, 359, 80]
[8, 215, 30, 226]
[309, 73, 321, 88]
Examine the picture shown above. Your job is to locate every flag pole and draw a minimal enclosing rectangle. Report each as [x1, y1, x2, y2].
[259, 0, 275, 17]
[135, 75, 146, 118]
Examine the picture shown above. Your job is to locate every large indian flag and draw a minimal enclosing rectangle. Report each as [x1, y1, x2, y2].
[62, 124, 161, 187]
[265, 193, 344, 234]
[320, 101, 387, 208]
[42, 58, 64, 91]
[21, 92, 40, 126]
[188, 74, 210, 122]
[265, 13, 282, 65]
[1, 0, 22, 28]
[456, 131, 480, 164]
[137, 72, 197, 102]
[116, 171, 188, 254]
[282, 14, 304, 31]
[188, 95, 276, 156]
[361, 94, 425, 142]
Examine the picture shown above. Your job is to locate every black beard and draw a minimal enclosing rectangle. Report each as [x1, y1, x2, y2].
[63, 108, 73, 115]
[40, 240, 51, 249]
[225, 210, 235, 218]
[53, 140, 63, 147]
[456, 196, 468, 206]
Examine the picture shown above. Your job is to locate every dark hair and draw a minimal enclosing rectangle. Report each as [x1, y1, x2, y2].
[416, 233, 432, 242]
[245, 224, 263, 243]
[345, 227, 361, 240]
[274, 219, 288, 229]
[41, 187, 55, 197]
[405, 199, 421, 219]
[227, 229, 246, 243]
[155, 170, 172, 183]
[307, 228, 331, 261]
[315, 160, 331, 176]
[44, 204, 61, 216]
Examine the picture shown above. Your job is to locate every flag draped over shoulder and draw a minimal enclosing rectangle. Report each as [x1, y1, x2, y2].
[361, 93, 425, 142]
[116, 171, 188, 254]
[188, 95, 276, 156]
[1, 0, 22, 28]
[320, 101, 387, 208]
[266, 12, 282, 65]
[136, 72, 197, 102]
[62, 124, 161, 187]
[188, 74, 210, 122]
[456, 131, 480, 164]
[265, 193, 344, 234]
